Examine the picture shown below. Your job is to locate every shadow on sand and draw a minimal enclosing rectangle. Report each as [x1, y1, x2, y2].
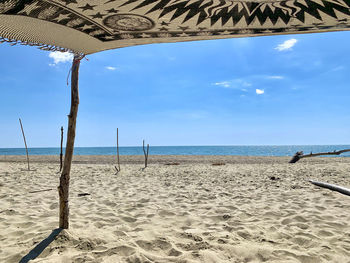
[19, 228, 62, 263]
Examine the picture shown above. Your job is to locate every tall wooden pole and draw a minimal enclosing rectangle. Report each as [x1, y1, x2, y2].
[116, 128, 120, 171]
[19, 118, 30, 170]
[58, 55, 81, 229]
[143, 140, 149, 169]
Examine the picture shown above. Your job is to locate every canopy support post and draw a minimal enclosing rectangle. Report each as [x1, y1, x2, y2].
[58, 54, 81, 229]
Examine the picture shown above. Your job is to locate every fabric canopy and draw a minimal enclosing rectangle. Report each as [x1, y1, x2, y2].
[1, 0, 350, 54]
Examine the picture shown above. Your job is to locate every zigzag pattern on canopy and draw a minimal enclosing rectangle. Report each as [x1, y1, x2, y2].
[1, 0, 350, 54]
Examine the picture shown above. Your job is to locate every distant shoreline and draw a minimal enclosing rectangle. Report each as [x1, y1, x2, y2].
[1, 145, 350, 157]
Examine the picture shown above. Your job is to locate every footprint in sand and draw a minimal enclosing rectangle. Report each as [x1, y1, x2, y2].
[132, 227, 144, 232]
[315, 205, 326, 211]
[158, 210, 176, 217]
[10, 230, 25, 236]
[293, 215, 308, 223]
[291, 236, 314, 247]
[75, 240, 95, 251]
[94, 245, 136, 257]
[318, 229, 334, 237]
[121, 216, 137, 223]
[94, 221, 108, 228]
[16, 221, 35, 228]
[180, 232, 203, 242]
[286, 222, 309, 230]
[49, 203, 58, 210]
[168, 248, 182, 257]
[113, 230, 128, 237]
[237, 230, 251, 240]
[71, 255, 95, 263]
[176, 241, 211, 251]
[136, 238, 172, 252]
[281, 218, 292, 225]
[217, 238, 228, 244]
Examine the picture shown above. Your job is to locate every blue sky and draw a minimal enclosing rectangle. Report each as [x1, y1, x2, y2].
[1, 31, 350, 147]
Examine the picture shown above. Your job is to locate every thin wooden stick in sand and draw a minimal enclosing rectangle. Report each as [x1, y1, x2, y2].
[29, 189, 53, 194]
[115, 128, 121, 174]
[143, 139, 149, 169]
[60, 126, 64, 172]
[309, 180, 350, 197]
[19, 118, 30, 171]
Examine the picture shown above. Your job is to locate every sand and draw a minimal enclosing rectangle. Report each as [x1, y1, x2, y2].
[1, 155, 350, 263]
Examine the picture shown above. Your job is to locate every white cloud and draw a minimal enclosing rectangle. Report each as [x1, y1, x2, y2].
[275, 39, 297, 51]
[105, 66, 117, 70]
[49, 51, 73, 65]
[256, 89, 264, 95]
[331, 66, 344, 72]
[267, 75, 284, 79]
[213, 79, 251, 89]
[214, 81, 231, 88]
[241, 81, 252, 87]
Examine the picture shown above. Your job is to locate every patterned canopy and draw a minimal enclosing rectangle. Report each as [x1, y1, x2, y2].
[1, 0, 350, 54]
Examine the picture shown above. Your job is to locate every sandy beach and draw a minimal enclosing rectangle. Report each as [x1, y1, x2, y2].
[1, 155, 350, 262]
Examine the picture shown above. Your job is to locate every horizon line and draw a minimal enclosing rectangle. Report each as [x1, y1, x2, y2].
[1, 144, 350, 149]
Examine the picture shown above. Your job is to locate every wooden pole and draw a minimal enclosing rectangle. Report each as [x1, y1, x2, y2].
[116, 128, 120, 171]
[58, 55, 81, 229]
[19, 118, 30, 170]
[146, 144, 149, 166]
[60, 126, 63, 172]
[143, 140, 149, 169]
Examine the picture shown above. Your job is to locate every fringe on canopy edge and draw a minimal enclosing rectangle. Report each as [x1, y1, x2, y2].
[0, 36, 85, 58]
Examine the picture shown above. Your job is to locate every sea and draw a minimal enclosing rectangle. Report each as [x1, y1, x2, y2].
[1, 145, 350, 157]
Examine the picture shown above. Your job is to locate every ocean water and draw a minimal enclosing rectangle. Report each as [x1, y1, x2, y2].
[1, 145, 350, 157]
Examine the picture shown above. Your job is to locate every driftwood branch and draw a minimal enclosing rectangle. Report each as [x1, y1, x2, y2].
[60, 126, 64, 172]
[143, 140, 149, 169]
[212, 162, 226, 166]
[114, 128, 121, 175]
[309, 180, 350, 197]
[165, 162, 180, 166]
[289, 149, 350, 163]
[19, 118, 30, 171]
[77, 193, 90, 197]
[29, 188, 53, 194]
[58, 55, 81, 229]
